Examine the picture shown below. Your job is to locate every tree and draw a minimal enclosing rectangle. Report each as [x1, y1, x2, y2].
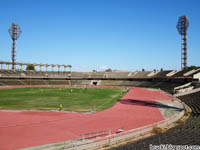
[160, 68, 163, 71]
[186, 65, 199, 70]
[92, 70, 97, 72]
[105, 68, 112, 72]
[26, 64, 35, 71]
[142, 68, 145, 72]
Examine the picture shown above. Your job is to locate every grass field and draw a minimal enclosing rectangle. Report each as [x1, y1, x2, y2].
[0, 87, 127, 112]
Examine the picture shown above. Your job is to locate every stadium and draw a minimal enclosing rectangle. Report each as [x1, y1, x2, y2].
[1, 1, 200, 150]
[1, 59, 200, 150]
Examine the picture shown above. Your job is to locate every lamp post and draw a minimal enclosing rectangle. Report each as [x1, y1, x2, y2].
[176, 16, 189, 69]
[8, 23, 22, 70]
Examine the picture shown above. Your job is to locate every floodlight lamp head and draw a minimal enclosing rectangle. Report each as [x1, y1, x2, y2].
[176, 16, 189, 35]
[8, 23, 22, 41]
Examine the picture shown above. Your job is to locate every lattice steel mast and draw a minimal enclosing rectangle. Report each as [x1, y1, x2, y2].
[8, 23, 22, 70]
[176, 16, 189, 69]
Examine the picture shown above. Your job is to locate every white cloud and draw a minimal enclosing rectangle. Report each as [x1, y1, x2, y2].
[99, 66, 108, 70]
[79, 65, 88, 69]
[73, 65, 89, 71]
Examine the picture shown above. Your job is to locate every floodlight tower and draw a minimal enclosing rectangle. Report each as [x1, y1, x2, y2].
[176, 16, 189, 69]
[8, 23, 22, 70]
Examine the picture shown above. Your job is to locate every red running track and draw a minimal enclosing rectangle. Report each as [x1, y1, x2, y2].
[0, 86, 173, 150]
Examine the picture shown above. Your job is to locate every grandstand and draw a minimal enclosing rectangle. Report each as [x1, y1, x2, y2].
[171, 68, 195, 77]
[152, 70, 172, 78]
[0, 63, 200, 95]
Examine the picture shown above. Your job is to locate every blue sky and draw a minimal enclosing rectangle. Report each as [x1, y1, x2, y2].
[0, 0, 200, 71]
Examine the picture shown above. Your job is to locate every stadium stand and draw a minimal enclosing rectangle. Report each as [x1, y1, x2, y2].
[105, 72, 130, 78]
[171, 68, 194, 77]
[1, 69, 198, 79]
[185, 69, 200, 78]
[0, 69, 193, 94]
[90, 72, 105, 78]
[17, 80, 48, 85]
[130, 71, 151, 78]
[178, 91, 200, 116]
[100, 80, 183, 94]
[71, 72, 90, 78]
[46, 80, 71, 85]
[0, 79, 25, 85]
[0, 69, 197, 94]
[0, 69, 71, 78]
[152, 70, 172, 78]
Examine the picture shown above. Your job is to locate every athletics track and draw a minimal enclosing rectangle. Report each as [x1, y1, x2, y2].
[0, 85, 173, 150]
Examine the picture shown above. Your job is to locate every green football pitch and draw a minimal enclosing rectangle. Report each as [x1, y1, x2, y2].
[0, 87, 127, 112]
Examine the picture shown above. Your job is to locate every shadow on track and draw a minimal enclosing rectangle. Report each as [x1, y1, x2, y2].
[119, 99, 183, 111]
